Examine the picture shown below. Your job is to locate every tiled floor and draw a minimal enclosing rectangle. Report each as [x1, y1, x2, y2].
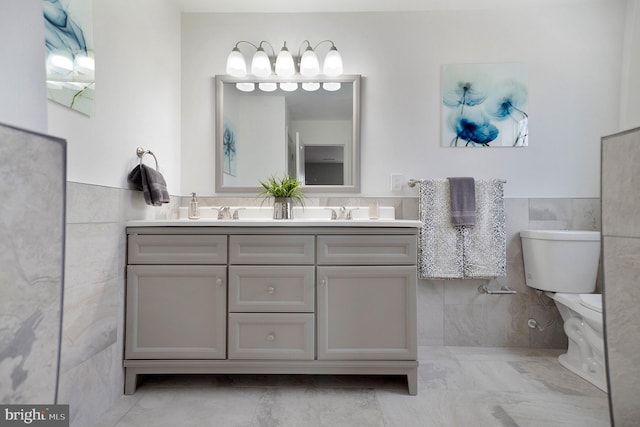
[94, 347, 610, 427]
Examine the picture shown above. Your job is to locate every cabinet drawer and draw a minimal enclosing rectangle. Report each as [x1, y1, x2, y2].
[229, 235, 314, 264]
[228, 313, 314, 360]
[317, 235, 417, 265]
[228, 266, 315, 312]
[128, 234, 227, 264]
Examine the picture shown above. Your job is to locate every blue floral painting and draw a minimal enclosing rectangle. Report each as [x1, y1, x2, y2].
[43, 0, 94, 116]
[442, 63, 528, 147]
[223, 118, 237, 176]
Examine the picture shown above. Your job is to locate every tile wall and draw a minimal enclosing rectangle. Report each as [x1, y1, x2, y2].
[0, 125, 65, 404]
[601, 127, 640, 425]
[60, 183, 600, 426]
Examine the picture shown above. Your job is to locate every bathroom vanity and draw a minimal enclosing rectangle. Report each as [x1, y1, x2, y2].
[124, 216, 420, 395]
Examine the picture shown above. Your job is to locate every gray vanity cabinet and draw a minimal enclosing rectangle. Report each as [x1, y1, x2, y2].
[316, 235, 417, 360]
[125, 226, 419, 396]
[125, 234, 228, 362]
[125, 265, 227, 359]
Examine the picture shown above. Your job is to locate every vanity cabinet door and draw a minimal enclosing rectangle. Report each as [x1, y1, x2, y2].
[125, 265, 227, 359]
[316, 266, 417, 360]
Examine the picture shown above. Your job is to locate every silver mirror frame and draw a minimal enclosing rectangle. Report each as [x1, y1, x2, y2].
[215, 74, 361, 194]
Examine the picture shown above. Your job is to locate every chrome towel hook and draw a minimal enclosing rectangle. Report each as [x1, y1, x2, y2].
[136, 147, 159, 171]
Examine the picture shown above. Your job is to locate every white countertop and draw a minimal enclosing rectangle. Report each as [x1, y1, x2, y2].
[126, 218, 422, 228]
[127, 206, 421, 228]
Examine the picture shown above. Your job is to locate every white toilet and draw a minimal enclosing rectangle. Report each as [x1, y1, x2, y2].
[520, 230, 606, 392]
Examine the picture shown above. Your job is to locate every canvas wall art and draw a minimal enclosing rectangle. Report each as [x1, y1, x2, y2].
[442, 63, 528, 147]
[44, 0, 95, 116]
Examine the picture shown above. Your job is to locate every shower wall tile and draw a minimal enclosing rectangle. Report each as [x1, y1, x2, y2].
[0, 124, 65, 404]
[603, 236, 640, 424]
[602, 130, 640, 238]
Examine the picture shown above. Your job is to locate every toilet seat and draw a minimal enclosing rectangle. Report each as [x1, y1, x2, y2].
[579, 294, 602, 313]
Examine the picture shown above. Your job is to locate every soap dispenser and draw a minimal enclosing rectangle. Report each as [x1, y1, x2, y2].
[188, 192, 200, 220]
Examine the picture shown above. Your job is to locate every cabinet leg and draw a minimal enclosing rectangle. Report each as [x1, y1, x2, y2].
[124, 369, 138, 395]
[407, 370, 418, 396]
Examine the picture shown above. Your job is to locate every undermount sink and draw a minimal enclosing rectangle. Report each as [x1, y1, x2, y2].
[177, 206, 396, 221]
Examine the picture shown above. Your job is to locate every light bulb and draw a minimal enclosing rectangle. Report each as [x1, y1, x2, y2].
[275, 43, 295, 77]
[226, 47, 247, 77]
[323, 46, 343, 76]
[280, 82, 298, 92]
[251, 48, 272, 77]
[258, 82, 277, 92]
[236, 82, 255, 92]
[302, 82, 320, 91]
[300, 47, 319, 77]
[323, 82, 341, 91]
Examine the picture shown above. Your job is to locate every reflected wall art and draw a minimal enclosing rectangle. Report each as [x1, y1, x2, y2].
[442, 63, 528, 147]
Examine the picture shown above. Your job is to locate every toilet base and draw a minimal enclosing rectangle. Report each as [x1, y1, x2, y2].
[558, 353, 607, 392]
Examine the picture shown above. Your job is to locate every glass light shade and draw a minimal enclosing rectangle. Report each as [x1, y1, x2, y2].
[258, 82, 277, 92]
[300, 48, 320, 77]
[323, 82, 341, 91]
[280, 82, 298, 92]
[226, 48, 247, 77]
[322, 47, 343, 76]
[235, 82, 255, 92]
[251, 48, 272, 77]
[275, 45, 295, 77]
[302, 82, 320, 91]
[46, 51, 74, 75]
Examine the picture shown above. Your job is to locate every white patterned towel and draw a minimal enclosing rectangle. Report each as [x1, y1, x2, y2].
[418, 179, 506, 279]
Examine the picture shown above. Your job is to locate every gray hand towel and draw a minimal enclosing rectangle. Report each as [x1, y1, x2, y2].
[447, 177, 476, 226]
[139, 164, 170, 206]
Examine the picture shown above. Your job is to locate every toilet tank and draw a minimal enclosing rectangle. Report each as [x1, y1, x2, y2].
[520, 230, 601, 293]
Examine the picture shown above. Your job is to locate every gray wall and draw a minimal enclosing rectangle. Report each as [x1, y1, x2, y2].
[601, 127, 640, 426]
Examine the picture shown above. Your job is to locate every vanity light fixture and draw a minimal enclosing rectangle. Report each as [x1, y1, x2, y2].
[225, 39, 344, 92]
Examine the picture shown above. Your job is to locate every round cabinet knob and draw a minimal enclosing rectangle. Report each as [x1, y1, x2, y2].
[266, 333, 275, 342]
[266, 286, 275, 294]
[215, 277, 223, 286]
[320, 279, 326, 288]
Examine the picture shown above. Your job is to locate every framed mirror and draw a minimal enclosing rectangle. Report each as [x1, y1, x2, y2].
[215, 74, 360, 193]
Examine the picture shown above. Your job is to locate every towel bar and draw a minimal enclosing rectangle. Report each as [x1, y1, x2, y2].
[136, 147, 159, 171]
[478, 284, 517, 295]
[408, 178, 507, 188]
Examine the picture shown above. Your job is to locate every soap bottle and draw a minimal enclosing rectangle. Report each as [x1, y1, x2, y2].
[188, 192, 200, 220]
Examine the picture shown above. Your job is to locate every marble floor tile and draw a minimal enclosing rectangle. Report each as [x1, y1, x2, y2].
[93, 347, 610, 427]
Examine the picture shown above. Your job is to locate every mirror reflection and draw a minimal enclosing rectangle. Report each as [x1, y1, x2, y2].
[215, 75, 360, 193]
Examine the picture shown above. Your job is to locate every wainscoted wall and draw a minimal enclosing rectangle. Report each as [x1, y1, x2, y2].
[59, 183, 177, 427]
[61, 182, 599, 425]
[601, 127, 640, 425]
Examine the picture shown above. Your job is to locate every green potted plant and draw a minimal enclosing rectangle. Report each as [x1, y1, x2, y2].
[258, 174, 305, 219]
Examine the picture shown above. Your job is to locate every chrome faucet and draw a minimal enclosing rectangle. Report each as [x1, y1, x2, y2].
[216, 206, 232, 220]
[326, 206, 359, 220]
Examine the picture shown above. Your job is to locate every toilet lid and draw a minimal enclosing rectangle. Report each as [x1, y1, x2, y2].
[579, 294, 602, 312]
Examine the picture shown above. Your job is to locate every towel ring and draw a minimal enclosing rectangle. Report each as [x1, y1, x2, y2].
[136, 147, 159, 171]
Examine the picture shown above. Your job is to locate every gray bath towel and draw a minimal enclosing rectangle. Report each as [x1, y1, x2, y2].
[140, 164, 170, 206]
[447, 177, 476, 226]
